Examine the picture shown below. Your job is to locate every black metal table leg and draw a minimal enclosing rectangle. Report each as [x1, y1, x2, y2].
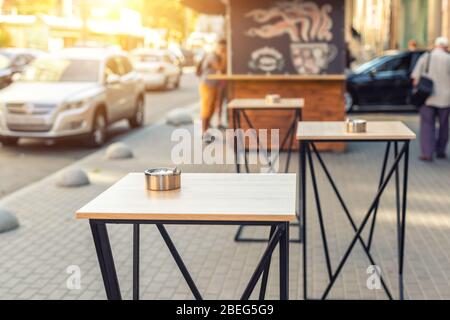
[241, 224, 284, 300]
[279, 222, 289, 300]
[300, 141, 307, 300]
[307, 146, 333, 281]
[399, 141, 410, 300]
[367, 142, 392, 250]
[157, 224, 203, 300]
[232, 109, 240, 174]
[236, 110, 250, 173]
[133, 224, 140, 300]
[90, 220, 122, 300]
[285, 109, 301, 173]
[259, 226, 276, 300]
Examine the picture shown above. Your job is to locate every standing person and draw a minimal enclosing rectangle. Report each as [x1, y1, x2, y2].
[412, 37, 450, 161]
[345, 42, 356, 70]
[197, 40, 227, 143]
[408, 39, 418, 51]
[215, 41, 228, 130]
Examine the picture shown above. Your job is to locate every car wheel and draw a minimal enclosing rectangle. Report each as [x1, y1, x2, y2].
[162, 77, 170, 90]
[174, 75, 181, 89]
[0, 137, 19, 146]
[86, 110, 107, 148]
[344, 92, 355, 113]
[129, 97, 145, 128]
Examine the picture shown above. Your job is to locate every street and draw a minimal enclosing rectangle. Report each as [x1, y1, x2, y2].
[0, 71, 199, 198]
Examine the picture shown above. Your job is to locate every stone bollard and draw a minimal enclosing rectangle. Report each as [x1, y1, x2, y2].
[0, 208, 19, 233]
[56, 168, 90, 188]
[166, 108, 193, 126]
[105, 142, 134, 160]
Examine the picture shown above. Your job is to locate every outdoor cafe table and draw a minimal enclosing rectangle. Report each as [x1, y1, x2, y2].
[76, 173, 296, 300]
[228, 98, 304, 174]
[297, 121, 416, 300]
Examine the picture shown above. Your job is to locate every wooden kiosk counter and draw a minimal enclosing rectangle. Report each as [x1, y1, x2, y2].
[183, 0, 348, 151]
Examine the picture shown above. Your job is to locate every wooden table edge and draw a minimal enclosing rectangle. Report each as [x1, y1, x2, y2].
[296, 135, 417, 141]
[76, 212, 297, 222]
[228, 99, 305, 110]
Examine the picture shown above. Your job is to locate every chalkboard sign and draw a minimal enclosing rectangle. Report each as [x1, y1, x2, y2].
[229, 0, 345, 75]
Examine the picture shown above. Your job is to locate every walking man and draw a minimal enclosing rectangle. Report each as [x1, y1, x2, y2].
[412, 37, 450, 161]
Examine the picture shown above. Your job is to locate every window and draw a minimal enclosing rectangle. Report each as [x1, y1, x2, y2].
[21, 58, 100, 82]
[105, 58, 120, 77]
[119, 57, 133, 75]
[377, 56, 411, 73]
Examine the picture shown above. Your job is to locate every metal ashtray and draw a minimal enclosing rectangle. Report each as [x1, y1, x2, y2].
[265, 94, 281, 104]
[346, 119, 367, 133]
[145, 167, 181, 191]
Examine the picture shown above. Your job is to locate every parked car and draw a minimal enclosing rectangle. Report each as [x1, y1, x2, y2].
[131, 49, 182, 90]
[0, 48, 43, 89]
[168, 46, 187, 67]
[0, 48, 145, 147]
[346, 50, 426, 112]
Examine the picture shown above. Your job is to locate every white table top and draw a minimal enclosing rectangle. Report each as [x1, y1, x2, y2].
[228, 98, 304, 110]
[296, 121, 416, 141]
[76, 173, 297, 222]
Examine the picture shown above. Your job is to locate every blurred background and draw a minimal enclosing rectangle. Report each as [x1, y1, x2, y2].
[0, 0, 223, 53]
[0, 0, 448, 197]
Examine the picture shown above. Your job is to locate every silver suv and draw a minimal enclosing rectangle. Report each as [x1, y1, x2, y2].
[0, 48, 145, 147]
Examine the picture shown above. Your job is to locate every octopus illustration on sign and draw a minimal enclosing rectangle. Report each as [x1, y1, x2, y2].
[246, 0, 337, 74]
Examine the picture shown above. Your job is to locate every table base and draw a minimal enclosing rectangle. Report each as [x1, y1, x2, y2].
[231, 108, 302, 244]
[300, 140, 410, 300]
[89, 220, 290, 301]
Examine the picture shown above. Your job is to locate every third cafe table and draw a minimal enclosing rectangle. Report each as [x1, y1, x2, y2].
[228, 98, 304, 174]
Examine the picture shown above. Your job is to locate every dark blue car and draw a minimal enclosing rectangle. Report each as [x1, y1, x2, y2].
[346, 50, 426, 112]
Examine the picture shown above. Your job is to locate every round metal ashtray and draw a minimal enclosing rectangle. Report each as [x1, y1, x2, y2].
[346, 119, 367, 133]
[265, 94, 281, 104]
[145, 167, 181, 191]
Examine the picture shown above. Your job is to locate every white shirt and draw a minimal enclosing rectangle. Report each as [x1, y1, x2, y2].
[412, 48, 450, 108]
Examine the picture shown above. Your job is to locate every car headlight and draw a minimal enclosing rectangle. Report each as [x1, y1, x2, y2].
[62, 100, 89, 112]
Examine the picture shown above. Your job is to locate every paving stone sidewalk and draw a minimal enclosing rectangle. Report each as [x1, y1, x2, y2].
[0, 110, 449, 300]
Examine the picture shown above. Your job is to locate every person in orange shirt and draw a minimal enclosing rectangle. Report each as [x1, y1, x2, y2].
[198, 40, 227, 143]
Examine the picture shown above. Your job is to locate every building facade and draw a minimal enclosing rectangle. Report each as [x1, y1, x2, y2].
[347, 0, 450, 62]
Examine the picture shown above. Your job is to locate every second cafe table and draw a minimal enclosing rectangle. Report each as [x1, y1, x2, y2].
[297, 121, 416, 300]
[76, 173, 296, 300]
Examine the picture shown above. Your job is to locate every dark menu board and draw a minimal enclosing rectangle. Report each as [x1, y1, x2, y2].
[229, 0, 345, 75]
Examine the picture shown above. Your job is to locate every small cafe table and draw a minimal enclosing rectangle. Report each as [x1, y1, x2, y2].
[228, 98, 304, 174]
[297, 121, 415, 300]
[76, 173, 296, 300]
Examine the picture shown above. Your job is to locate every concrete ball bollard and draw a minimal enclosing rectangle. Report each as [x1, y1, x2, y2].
[0, 209, 19, 233]
[105, 142, 134, 160]
[166, 108, 193, 126]
[56, 168, 90, 188]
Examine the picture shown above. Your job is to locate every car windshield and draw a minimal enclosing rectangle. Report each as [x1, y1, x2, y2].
[132, 54, 163, 63]
[20, 58, 100, 82]
[0, 54, 11, 69]
[354, 56, 391, 73]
